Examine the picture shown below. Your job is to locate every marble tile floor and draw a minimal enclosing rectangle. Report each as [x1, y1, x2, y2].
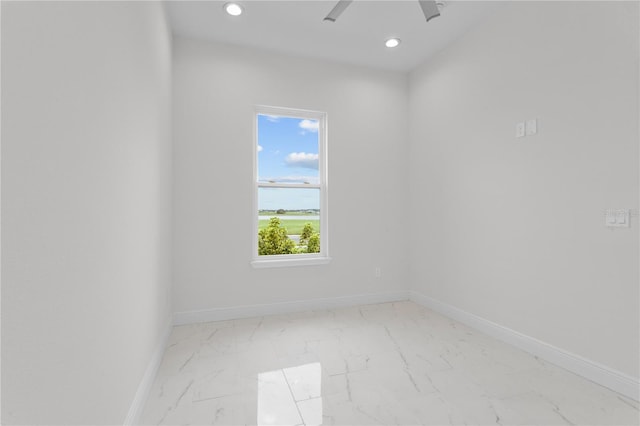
[140, 301, 639, 425]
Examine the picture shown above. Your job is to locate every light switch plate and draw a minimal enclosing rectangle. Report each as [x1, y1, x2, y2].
[526, 119, 537, 136]
[605, 209, 630, 228]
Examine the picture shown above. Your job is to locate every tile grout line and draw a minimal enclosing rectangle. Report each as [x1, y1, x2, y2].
[281, 369, 306, 425]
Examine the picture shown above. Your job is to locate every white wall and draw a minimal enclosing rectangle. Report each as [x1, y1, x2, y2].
[1, 2, 172, 424]
[3, 1, 637, 422]
[172, 37, 409, 314]
[409, 1, 639, 378]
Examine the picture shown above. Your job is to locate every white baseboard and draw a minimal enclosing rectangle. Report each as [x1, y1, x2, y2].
[173, 290, 410, 326]
[410, 291, 640, 402]
[123, 316, 173, 426]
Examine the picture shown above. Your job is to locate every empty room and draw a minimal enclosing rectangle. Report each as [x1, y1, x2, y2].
[1, 0, 639, 425]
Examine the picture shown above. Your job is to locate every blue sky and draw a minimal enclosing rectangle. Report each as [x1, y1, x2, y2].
[257, 114, 320, 210]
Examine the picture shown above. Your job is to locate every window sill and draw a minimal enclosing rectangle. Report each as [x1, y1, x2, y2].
[251, 256, 332, 269]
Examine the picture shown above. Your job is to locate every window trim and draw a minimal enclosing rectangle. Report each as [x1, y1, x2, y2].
[251, 105, 330, 268]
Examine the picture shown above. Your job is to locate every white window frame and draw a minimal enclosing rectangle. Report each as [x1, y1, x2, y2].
[251, 105, 330, 268]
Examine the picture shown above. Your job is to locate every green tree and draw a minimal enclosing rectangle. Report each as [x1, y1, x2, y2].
[276, 209, 285, 215]
[307, 233, 320, 253]
[258, 217, 295, 255]
[299, 222, 314, 246]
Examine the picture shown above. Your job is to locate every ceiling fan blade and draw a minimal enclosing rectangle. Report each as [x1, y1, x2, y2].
[323, 0, 353, 22]
[418, 0, 440, 22]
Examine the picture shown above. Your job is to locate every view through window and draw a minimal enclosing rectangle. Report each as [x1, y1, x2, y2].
[254, 107, 327, 263]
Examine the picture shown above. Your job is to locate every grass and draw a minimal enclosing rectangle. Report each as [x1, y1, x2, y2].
[258, 219, 320, 235]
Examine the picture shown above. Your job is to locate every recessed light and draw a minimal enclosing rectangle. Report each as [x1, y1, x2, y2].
[224, 2, 243, 16]
[385, 38, 401, 48]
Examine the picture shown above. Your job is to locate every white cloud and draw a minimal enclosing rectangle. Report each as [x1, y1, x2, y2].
[265, 115, 280, 123]
[257, 145, 263, 152]
[285, 152, 319, 170]
[299, 119, 319, 133]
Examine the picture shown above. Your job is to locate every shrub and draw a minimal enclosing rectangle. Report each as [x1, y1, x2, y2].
[307, 233, 320, 253]
[258, 217, 295, 255]
[299, 222, 314, 246]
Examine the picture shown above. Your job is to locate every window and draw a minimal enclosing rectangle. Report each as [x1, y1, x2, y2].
[252, 106, 329, 268]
